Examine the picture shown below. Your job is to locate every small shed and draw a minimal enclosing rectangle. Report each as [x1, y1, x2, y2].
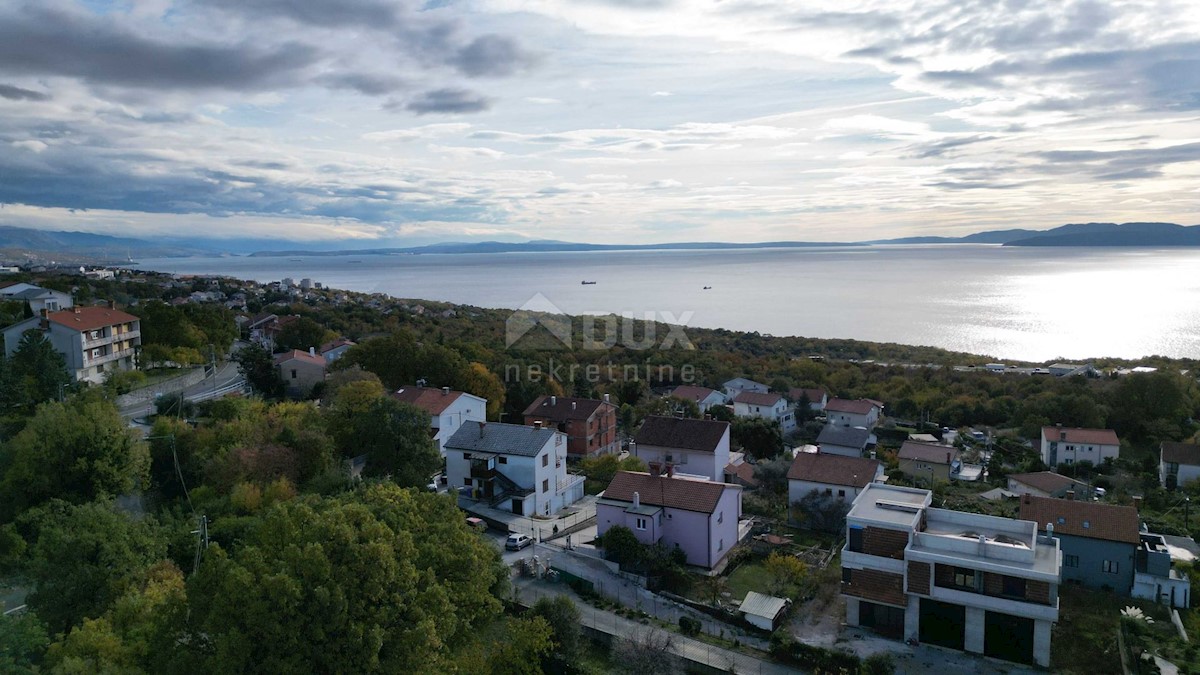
[740, 591, 789, 631]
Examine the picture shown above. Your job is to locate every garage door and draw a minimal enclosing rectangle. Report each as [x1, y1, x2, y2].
[859, 601, 905, 639]
[919, 599, 965, 651]
[984, 611, 1033, 665]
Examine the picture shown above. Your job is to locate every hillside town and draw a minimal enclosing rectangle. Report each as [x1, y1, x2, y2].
[1, 267, 1199, 674]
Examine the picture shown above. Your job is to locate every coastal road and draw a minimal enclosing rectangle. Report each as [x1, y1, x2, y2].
[119, 361, 246, 420]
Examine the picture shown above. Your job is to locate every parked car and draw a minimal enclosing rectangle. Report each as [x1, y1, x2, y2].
[505, 534, 533, 550]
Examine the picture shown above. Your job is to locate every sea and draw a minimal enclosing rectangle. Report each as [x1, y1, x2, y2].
[136, 245, 1200, 363]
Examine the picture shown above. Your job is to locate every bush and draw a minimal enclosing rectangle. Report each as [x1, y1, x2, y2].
[678, 615, 702, 636]
[861, 652, 896, 675]
[770, 628, 861, 674]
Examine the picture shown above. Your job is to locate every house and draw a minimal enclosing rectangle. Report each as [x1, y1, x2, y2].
[842, 483, 1060, 667]
[448, 421, 584, 518]
[669, 385, 728, 412]
[1160, 442, 1200, 490]
[0, 283, 73, 314]
[1018, 495, 1139, 594]
[1, 303, 141, 384]
[722, 377, 768, 400]
[1039, 426, 1120, 468]
[632, 416, 731, 482]
[1007, 472, 1091, 500]
[789, 387, 828, 411]
[816, 425, 872, 458]
[392, 385, 487, 456]
[597, 470, 742, 569]
[787, 451, 884, 508]
[1049, 363, 1091, 377]
[248, 313, 298, 350]
[731, 391, 796, 434]
[522, 394, 619, 458]
[319, 338, 356, 363]
[825, 398, 883, 429]
[1132, 533, 1192, 609]
[740, 591, 790, 631]
[274, 348, 326, 397]
[897, 441, 959, 484]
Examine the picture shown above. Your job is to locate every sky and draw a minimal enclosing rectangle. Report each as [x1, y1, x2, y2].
[1, 0, 1199, 247]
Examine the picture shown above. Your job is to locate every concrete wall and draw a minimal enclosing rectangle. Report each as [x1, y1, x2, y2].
[115, 366, 208, 408]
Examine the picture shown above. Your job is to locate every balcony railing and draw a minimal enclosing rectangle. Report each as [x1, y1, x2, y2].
[83, 328, 140, 349]
[84, 347, 136, 365]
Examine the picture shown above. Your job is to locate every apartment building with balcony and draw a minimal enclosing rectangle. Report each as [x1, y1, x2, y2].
[446, 421, 584, 517]
[842, 483, 1060, 667]
[523, 394, 619, 458]
[2, 303, 141, 384]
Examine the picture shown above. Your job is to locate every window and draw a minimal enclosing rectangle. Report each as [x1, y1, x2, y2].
[290, 369, 297, 379]
[635, 517, 647, 531]
[824, 488, 833, 496]
[1002, 576, 1027, 598]
[718, 538, 724, 551]
[717, 511, 723, 524]
[1103, 560, 1119, 574]
[848, 526, 863, 552]
[498, 457, 507, 464]
[1064, 554, 1079, 568]
[542, 479, 549, 493]
[1082, 520, 1090, 529]
[838, 489, 846, 499]
[953, 567, 978, 591]
[463, 452, 472, 460]
[463, 478, 471, 487]
[542, 454, 549, 467]
[842, 568, 853, 583]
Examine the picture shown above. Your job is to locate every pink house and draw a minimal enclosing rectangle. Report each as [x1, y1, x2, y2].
[597, 471, 742, 569]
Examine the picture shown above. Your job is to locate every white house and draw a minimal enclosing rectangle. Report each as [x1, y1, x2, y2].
[2, 303, 140, 384]
[816, 425, 872, 458]
[825, 398, 883, 429]
[1160, 442, 1200, 490]
[732, 391, 796, 434]
[740, 591, 790, 631]
[722, 377, 768, 400]
[319, 338, 356, 363]
[787, 451, 884, 507]
[1039, 426, 1120, 468]
[1007, 472, 1090, 499]
[597, 471, 742, 569]
[0, 283, 73, 314]
[447, 421, 584, 518]
[632, 416, 731, 482]
[393, 385, 487, 456]
[669, 385, 728, 412]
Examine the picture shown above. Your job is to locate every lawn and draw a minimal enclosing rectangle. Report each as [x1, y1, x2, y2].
[726, 561, 772, 602]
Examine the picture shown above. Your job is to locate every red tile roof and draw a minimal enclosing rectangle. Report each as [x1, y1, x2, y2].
[725, 461, 759, 487]
[1162, 442, 1200, 466]
[319, 338, 355, 354]
[392, 386, 466, 415]
[1018, 494, 1140, 544]
[603, 471, 731, 514]
[670, 385, 722, 403]
[522, 395, 612, 421]
[46, 305, 138, 332]
[273, 349, 326, 367]
[825, 398, 881, 415]
[634, 416, 729, 453]
[1008, 471, 1086, 494]
[898, 441, 956, 465]
[733, 391, 785, 407]
[787, 452, 880, 488]
[1041, 426, 1120, 446]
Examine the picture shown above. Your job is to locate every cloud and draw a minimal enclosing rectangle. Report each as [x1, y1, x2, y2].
[0, 5, 319, 92]
[11, 139, 47, 153]
[0, 83, 49, 101]
[404, 88, 492, 114]
[451, 34, 538, 77]
[362, 123, 473, 142]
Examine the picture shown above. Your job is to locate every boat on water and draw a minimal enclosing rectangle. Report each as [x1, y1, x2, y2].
[348, 260, 363, 264]
[703, 286, 712, 290]
[581, 280, 597, 285]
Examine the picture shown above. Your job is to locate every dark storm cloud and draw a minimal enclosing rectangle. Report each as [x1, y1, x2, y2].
[198, 0, 402, 29]
[451, 35, 538, 78]
[404, 88, 491, 114]
[0, 6, 318, 91]
[320, 72, 408, 96]
[0, 83, 49, 101]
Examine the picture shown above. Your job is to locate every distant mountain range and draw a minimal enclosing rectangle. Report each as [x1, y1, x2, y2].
[3, 221, 1199, 261]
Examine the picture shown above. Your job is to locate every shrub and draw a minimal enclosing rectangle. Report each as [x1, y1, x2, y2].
[861, 652, 896, 675]
[678, 615, 702, 636]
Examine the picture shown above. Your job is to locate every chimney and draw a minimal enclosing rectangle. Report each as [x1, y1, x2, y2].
[73, 306, 82, 314]
[571, 401, 577, 411]
[1066, 489, 1075, 501]
[40, 308, 48, 318]
[1060, 431, 1067, 441]
[666, 464, 674, 478]
[107, 299, 116, 309]
[633, 491, 640, 508]
[946, 452, 951, 465]
[603, 393, 610, 403]
[442, 386, 450, 396]
[1132, 495, 1142, 511]
[309, 347, 315, 356]
[1047, 522, 1054, 537]
[551, 395, 557, 406]
[534, 421, 542, 429]
[1022, 494, 1031, 506]
[478, 421, 486, 437]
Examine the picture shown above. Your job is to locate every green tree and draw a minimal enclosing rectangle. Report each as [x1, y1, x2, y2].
[352, 398, 441, 487]
[0, 394, 149, 521]
[274, 316, 332, 353]
[180, 485, 504, 673]
[18, 501, 167, 634]
[0, 612, 49, 675]
[530, 595, 582, 663]
[487, 616, 554, 675]
[732, 417, 783, 460]
[233, 342, 284, 398]
[596, 525, 643, 567]
[764, 551, 808, 599]
[1, 329, 71, 412]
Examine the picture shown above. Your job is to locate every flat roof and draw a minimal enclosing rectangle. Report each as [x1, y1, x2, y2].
[847, 483, 931, 528]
